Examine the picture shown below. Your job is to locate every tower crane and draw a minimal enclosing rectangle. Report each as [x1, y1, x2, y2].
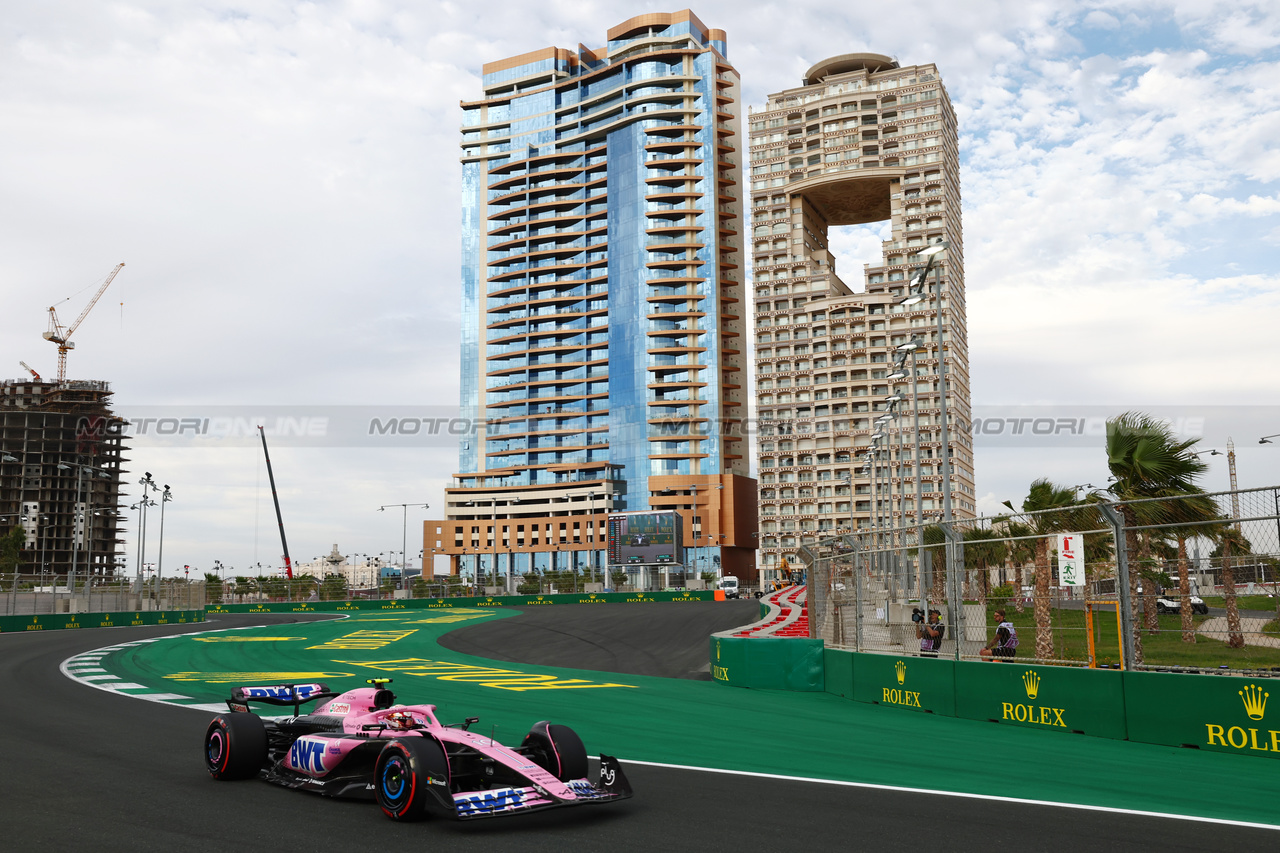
[43, 262, 125, 383]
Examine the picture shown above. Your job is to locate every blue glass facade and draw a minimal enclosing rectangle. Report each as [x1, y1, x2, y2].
[606, 121, 649, 510]
[443, 13, 753, 583]
[458, 160, 481, 472]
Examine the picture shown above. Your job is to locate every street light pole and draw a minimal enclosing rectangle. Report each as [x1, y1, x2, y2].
[379, 503, 429, 596]
[156, 485, 172, 607]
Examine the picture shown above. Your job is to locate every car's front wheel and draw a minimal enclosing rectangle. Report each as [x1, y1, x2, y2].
[522, 722, 588, 782]
[375, 737, 451, 821]
[204, 713, 267, 780]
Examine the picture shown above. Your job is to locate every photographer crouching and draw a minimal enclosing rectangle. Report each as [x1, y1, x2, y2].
[913, 607, 945, 658]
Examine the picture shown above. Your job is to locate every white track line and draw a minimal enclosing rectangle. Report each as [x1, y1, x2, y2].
[615, 758, 1280, 831]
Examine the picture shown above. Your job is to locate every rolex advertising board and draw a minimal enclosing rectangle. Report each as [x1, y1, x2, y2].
[1124, 670, 1280, 759]
[851, 653, 956, 716]
[953, 661, 1128, 739]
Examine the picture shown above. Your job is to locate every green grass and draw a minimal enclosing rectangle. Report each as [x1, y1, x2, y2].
[1200, 594, 1280, 612]
[987, 603, 1280, 669]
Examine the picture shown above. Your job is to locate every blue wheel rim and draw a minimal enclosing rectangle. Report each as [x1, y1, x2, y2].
[382, 755, 407, 801]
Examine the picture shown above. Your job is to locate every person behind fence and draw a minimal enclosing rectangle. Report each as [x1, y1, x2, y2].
[915, 608, 945, 657]
[981, 609, 1018, 661]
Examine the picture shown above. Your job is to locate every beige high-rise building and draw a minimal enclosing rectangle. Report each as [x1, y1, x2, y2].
[748, 54, 976, 577]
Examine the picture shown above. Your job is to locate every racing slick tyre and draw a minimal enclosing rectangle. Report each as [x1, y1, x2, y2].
[375, 737, 451, 821]
[204, 713, 268, 781]
[521, 722, 588, 782]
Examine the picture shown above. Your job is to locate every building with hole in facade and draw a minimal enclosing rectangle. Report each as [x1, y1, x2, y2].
[748, 54, 975, 580]
[424, 10, 759, 590]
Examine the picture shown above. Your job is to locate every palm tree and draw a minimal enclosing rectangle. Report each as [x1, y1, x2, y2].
[1007, 479, 1079, 662]
[1105, 412, 1208, 664]
[1001, 519, 1035, 613]
[1212, 525, 1252, 649]
[964, 527, 1008, 607]
[922, 523, 947, 605]
[1163, 492, 1219, 642]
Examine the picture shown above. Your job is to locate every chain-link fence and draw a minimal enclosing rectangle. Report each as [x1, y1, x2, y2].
[0, 568, 640, 617]
[1, 575, 212, 615]
[805, 485, 1280, 673]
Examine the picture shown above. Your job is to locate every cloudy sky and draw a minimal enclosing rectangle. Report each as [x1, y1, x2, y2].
[2, 0, 1278, 577]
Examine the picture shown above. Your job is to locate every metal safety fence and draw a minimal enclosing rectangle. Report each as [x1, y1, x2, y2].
[803, 485, 1280, 673]
[0, 571, 637, 617]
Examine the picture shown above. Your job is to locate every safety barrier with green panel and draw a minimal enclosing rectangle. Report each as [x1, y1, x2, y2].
[851, 651, 956, 716]
[954, 661, 1127, 739]
[0, 610, 205, 634]
[823, 647, 854, 699]
[710, 633, 824, 691]
[731, 643, 1280, 760]
[205, 590, 716, 614]
[1124, 669, 1280, 759]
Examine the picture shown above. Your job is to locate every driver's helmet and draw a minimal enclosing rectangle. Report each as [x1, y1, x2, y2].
[385, 711, 417, 730]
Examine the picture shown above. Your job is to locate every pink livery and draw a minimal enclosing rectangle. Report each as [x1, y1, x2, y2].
[203, 678, 631, 821]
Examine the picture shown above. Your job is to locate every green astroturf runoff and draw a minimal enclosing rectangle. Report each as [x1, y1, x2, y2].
[87, 609, 1280, 826]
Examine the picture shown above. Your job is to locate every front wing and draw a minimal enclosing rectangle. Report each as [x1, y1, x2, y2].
[451, 755, 632, 820]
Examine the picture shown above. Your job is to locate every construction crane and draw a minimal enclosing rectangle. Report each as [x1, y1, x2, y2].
[43, 262, 125, 382]
[18, 361, 41, 381]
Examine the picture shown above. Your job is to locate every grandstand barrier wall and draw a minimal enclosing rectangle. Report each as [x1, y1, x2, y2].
[0, 609, 205, 633]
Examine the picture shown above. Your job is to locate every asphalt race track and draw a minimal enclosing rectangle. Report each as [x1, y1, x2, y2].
[438, 600, 762, 679]
[4, 610, 1280, 852]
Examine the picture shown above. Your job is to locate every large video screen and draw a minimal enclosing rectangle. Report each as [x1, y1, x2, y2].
[608, 511, 683, 565]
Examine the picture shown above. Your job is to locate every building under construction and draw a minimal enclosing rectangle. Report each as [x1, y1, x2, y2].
[0, 378, 129, 579]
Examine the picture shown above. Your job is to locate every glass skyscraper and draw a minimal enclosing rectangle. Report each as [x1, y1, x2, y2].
[425, 11, 759, 588]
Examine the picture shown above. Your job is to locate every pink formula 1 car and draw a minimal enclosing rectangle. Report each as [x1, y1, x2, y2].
[203, 678, 631, 821]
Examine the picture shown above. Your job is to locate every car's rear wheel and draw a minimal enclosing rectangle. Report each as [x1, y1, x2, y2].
[375, 737, 450, 821]
[204, 713, 267, 780]
[521, 722, 588, 782]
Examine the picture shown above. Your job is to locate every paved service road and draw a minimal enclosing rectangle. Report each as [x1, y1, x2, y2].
[3, 611, 1279, 851]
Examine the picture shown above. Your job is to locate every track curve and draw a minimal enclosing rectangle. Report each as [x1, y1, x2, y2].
[437, 600, 761, 679]
[3, 613, 1278, 851]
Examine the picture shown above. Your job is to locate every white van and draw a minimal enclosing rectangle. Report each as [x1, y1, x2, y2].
[718, 576, 741, 599]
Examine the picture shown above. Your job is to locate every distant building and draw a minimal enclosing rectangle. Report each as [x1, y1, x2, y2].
[0, 378, 128, 578]
[291, 544, 385, 589]
[748, 54, 975, 577]
[425, 10, 759, 588]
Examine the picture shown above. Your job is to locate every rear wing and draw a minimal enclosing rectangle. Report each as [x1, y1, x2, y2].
[227, 683, 338, 715]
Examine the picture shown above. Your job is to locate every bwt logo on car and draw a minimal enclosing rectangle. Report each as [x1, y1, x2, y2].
[288, 738, 328, 774]
[454, 788, 525, 813]
[243, 684, 321, 700]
